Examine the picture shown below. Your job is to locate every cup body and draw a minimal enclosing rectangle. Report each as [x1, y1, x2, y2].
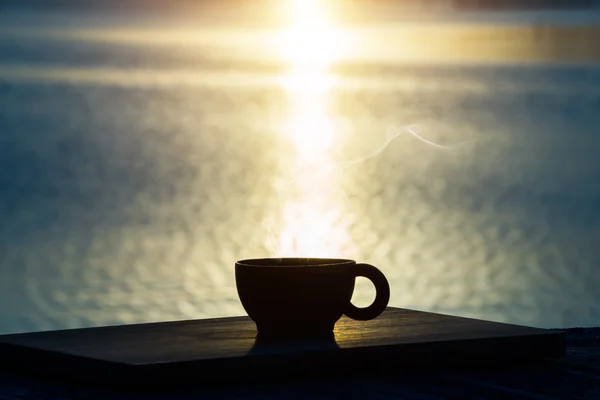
[235, 258, 356, 336]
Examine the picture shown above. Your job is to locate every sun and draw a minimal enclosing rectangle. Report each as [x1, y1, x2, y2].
[277, 0, 349, 69]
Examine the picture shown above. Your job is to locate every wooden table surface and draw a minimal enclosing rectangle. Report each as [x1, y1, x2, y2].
[0, 323, 598, 399]
[0, 308, 564, 388]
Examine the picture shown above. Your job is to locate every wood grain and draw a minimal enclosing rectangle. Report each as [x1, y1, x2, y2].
[0, 308, 564, 389]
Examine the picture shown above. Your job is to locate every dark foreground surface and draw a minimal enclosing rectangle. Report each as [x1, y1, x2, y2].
[0, 326, 597, 399]
[0, 308, 564, 388]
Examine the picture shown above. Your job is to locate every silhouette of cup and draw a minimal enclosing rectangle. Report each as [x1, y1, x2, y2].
[236, 258, 390, 336]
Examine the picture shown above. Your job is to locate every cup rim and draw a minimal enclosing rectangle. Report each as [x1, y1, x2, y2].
[236, 257, 355, 267]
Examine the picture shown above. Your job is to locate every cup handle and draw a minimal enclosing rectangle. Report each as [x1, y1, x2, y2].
[344, 263, 390, 321]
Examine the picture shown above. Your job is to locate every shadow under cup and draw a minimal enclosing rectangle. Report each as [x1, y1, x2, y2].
[235, 258, 390, 337]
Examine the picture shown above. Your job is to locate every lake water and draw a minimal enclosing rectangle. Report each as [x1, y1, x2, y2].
[1, 6, 600, 334]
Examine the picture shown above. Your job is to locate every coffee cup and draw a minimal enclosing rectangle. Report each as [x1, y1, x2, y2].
[235, 258, 390, 337]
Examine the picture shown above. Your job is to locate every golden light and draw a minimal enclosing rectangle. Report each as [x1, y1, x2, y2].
[277, 200, 350, 257]
[277, 0, 349, 68]
[269, 0, 355, 258]
[278, 0, 343, 161]
[283, 87, 336, 159]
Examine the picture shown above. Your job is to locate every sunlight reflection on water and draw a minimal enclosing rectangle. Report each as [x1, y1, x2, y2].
[269, 0, 350, 259]
[1, 4, 600, 334]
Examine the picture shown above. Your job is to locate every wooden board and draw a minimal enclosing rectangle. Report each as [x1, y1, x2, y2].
[0, 308, 564, 389]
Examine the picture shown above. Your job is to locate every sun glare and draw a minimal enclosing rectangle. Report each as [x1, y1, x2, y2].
[278, 0, 348, 68]
[270, 0, 354, 258]
[278, 0, 341, 160]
